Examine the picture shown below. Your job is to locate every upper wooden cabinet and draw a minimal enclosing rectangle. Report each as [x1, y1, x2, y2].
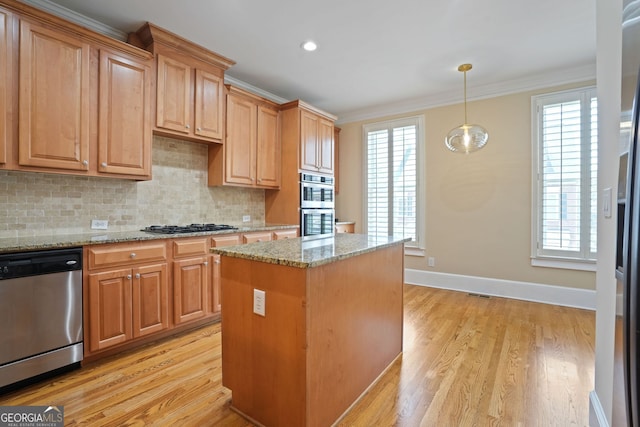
[0, 6, 11, 166]
[299, 107, 335, 174]
[19, 20, 91, 171]
[208, 85, 280, 189]
[98, 49, 152, 177]
[131, 23, 234, 144]
[0, 0, 154, 180]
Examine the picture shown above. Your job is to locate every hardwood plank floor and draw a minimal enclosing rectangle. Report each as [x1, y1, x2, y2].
[0, 285, 594, 426]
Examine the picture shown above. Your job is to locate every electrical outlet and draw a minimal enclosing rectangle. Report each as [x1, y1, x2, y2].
[91, 219, 109, 230]
[428, 257, 435, 267]
[243, 215, 251, 223]
[253, 289, 266, 316]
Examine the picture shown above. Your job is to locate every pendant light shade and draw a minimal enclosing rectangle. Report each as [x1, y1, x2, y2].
[445, 64, 489, 154]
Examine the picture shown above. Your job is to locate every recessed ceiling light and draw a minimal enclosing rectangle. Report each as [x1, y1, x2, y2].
[301, 40, 317, 52]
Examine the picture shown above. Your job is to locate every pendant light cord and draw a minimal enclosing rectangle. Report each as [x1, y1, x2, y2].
[463, 69, 468, 125]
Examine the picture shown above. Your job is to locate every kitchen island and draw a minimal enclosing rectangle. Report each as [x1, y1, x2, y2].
[211, 233, 407, 427]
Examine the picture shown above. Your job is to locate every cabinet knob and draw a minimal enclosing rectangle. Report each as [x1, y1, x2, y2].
[135, 273, 141, 279]
[130, 253, 136, 258]
[203, 261, 209, 266]
[186, 124, 191, 129]
[127, 274, 132, 280]
[215, 259, 220, 265]
[100, 162, 107, 168]
[82, 160, 88, 167]
[197, 127, 202, 132]
[256, 239, 262, 242]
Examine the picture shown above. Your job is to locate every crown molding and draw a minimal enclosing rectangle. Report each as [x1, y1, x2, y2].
[224, 75, 289, 105]
[18, 0, 128, 40]
[336, 63, 597, 124]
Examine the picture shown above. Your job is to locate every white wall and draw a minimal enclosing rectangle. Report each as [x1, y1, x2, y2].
[591, 0, 623, 424]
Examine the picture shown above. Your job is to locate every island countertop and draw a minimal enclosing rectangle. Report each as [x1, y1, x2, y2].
[211, 233, 409, 268]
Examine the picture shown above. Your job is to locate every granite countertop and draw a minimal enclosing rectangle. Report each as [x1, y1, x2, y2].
[0, 224, 298, 254]
[211, 233, 409, 269]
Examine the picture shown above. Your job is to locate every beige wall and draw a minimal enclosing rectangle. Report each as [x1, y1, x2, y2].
[336, 83, 596, 290]
[0, 136, 265, 238]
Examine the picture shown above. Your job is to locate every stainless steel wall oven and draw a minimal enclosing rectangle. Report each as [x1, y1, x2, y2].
[300, 173, 335, 239]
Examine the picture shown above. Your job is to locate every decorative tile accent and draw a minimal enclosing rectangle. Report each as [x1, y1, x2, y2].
[0, 136, 265, 238]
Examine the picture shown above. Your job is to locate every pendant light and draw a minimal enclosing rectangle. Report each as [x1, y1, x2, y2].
[445, 64, 489, 154]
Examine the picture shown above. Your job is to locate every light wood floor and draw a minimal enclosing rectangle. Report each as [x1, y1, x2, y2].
[0, 285, 595, 426]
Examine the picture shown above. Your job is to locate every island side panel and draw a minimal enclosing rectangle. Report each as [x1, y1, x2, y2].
[220, 256, 308, 427]
[306, 243, 404, 427]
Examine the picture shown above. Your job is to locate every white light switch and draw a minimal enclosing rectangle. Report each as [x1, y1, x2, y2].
[253, 289, 266, 317]
[603, 187, 612, 218]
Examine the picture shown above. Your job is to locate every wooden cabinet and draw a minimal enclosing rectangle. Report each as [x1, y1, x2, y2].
[18, 20, 91, 171]
[98, 49, 152, 177]
[172, 238, 210, 325]
[0, 7, 10, 166]
[300, 110, 334, 174]
[265, 100, 336, 225]
[0, 0, 154, 179]
[85, 242, 169, 353]
[208, 85, 280, 189]
[273, 229, 298, 240]
[335, 222, 355, 234]
[132, 23, 234, 145]
[334, 126, 341, 194]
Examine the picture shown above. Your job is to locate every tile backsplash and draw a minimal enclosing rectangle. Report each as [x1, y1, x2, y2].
[0, 136, 265, 238]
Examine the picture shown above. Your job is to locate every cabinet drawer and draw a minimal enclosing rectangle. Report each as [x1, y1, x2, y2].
[87, 242, 167, 269]
[173, 238, 209, 257]
[211, 234, 241, 247]
[273, 229, 298, 240]
[242, 231, 272, 244]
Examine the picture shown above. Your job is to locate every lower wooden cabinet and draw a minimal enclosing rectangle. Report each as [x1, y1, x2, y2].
[83, 229, 297, 359]
[87, 262, 169, 352]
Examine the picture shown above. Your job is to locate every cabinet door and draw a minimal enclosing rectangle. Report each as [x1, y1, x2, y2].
[132, 263, 169, 337]
[256, 104, 280, 188]
[211, 254, 221, 314]
[318, 117, 334, 174]
[273, 229, 298, 240]
[194, 69, 223, 141]
[225, 93, 256, 185]
[300, 110, 319, 172]
[0, 8, 9, 165]
[98, 50, 151, 177]
[19, 21, 90, 170]
[156, 54, 191, 134]
[173, 256, 210, 324]
[88, 268, 133, 352]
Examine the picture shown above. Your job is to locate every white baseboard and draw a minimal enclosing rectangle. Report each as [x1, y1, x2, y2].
[589, 390, 609, 427]
[405, 269, 596, 310]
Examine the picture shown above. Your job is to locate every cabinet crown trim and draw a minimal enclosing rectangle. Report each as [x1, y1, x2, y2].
[280, 100, 337, 121]
[132, 22, 235, 70]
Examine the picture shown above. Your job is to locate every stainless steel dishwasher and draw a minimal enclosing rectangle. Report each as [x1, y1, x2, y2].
[0, 247, 83, 388]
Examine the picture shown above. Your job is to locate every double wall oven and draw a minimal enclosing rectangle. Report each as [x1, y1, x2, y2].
[300, 173, 335, 240]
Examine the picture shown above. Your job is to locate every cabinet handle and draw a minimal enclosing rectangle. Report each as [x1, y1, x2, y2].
[130, 253, 136, 258]
[135, 273, 141, 279]
[215, 259, 221, 264]
[127, 274, 132, 280]
[197, 127, 202, 132]
[82, 160, 88, 167]
[203, 261, 209, 266]
[186, 124, 191, 129]
[100, 162, 107, 168]
[257, 239, 262, 242]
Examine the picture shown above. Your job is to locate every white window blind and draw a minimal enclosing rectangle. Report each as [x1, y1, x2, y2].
[364, 116, 423, 248]
[532, 88, 597, 264]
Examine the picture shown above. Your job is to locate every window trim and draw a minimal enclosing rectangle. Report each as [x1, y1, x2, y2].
[530, 86, 597, 270]
[362, 115, 425, 253]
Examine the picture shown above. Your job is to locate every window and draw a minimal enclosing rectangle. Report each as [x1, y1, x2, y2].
[531, 87, 597, 268]
[364, 116, 424, 252]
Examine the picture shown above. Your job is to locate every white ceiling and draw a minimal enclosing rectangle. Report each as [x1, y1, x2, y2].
[30, 0, 596, 123]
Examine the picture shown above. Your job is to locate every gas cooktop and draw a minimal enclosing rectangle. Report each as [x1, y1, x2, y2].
[141, 224, 238, 234]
